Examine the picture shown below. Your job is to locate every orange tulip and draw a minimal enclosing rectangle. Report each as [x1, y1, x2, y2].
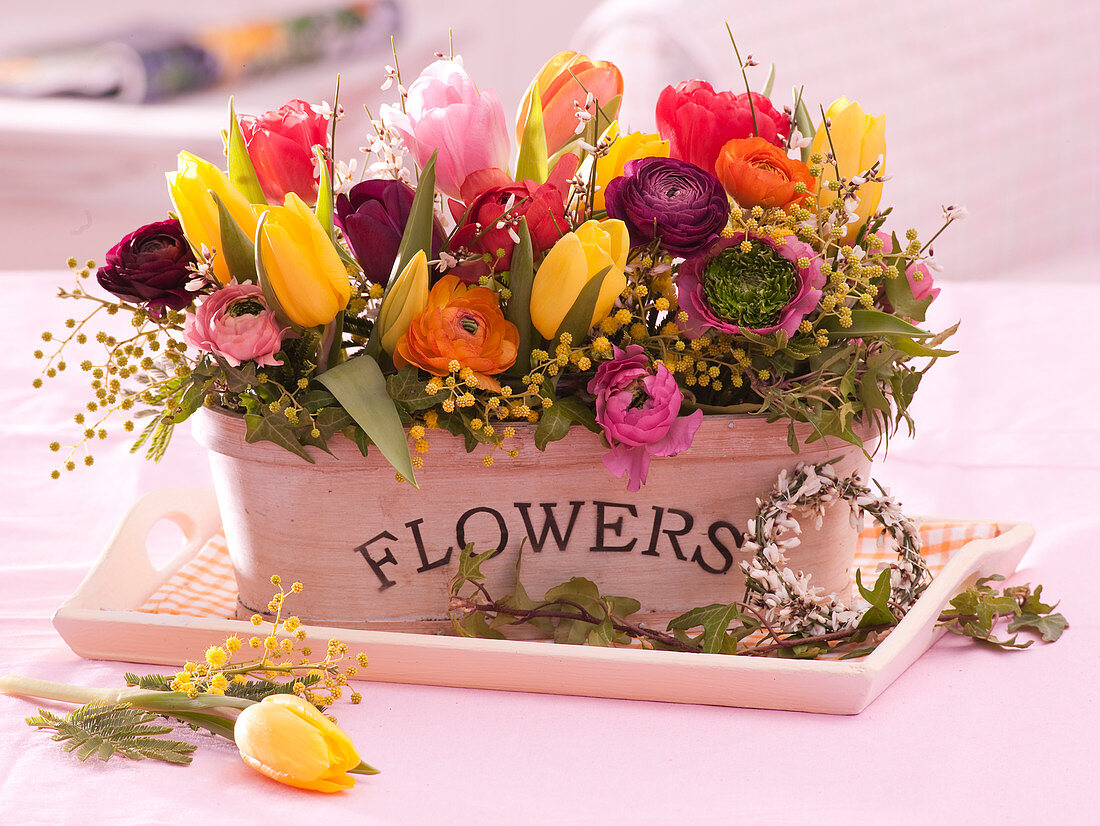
[714, 137, 815, 211]
[517, 51, 623, 156]
[394, 275, 519, 388]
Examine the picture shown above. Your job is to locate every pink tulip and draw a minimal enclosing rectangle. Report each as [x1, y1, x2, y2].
[238, 99, 329, 205]
[380, 59, 511, 199]
[184, 283, 288, 367]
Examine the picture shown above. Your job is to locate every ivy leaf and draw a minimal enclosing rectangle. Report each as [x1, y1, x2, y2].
[667, 603, 741, 654]
[856, 568, 897, 628]
[244, 412, 314, 463]
[26, 702, 196, 765]
[1007, 612, 1068, 643]
[534, 402, 573, 450]
[449, 543, 497, 592]
[387, 368, 440, 412]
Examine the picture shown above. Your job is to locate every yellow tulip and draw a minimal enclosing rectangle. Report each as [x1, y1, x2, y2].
[809, 97, 886, 245]
[166, 151, 257, 285]
[530, 219, 628, 340]
[256, 193, 351, 328]
[592, 122, 669, 212]
[234, 694, 363, 793]
[377, 249, 430, 354]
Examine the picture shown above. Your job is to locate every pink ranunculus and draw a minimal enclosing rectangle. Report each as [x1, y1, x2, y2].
[656, 80, 790, 178]
[184, 283, 288, 367]
[587, 344, 703, 492]
[380, 59, 511, 200]
[677, 234, 825, 338]
[238, 99, 330, 205]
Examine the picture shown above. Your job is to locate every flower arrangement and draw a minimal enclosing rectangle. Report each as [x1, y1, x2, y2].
[37, 41, 959, 493]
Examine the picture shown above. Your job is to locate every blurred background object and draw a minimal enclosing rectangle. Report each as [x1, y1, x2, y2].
[1, 0, 1094, 281]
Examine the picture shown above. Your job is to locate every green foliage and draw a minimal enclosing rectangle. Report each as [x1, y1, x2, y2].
[516, 84, 548, 184]
[26, 702, 196, 765]
[317, 353, 417, 484]
[226, 96, 267, 205]
[504, 219, 536, 378]
[938, 576, 1068, 649]
[553, 265, 613, 344]
[667, 604, 745, 654]
[855, 568, 897, 629]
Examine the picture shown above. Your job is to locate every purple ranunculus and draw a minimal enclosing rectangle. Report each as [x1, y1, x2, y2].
[677, 233, 825, 338]
[95, 219, 195, 315]
[587, 344, 704, 492]
[335, 179, 446, 286]
[603, 156, 729, 257]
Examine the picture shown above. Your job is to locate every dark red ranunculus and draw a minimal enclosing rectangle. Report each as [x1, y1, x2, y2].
[96, 219, 196, 315]
[447, 155, 578, 283]
[604, 156, 729, 256]
[335, 179, 446, 286]
[656, 80, 791, 176]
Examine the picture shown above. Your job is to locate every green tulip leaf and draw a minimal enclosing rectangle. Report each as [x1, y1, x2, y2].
[227, 97, 267, 205]
[793, 87, 815, 163]
[761, 63, 776, 97]
[313, 145, 335, 241]
[252, 212, 299, 332]
[553, 264, 612, 345]
[365, 151, 437, 358]
[820, 309, 934, 340]
[516, 83, 548, 184]
[316, 353, 417, 487]
[211, 191, 257, 285]
[504, 218, 535, 377]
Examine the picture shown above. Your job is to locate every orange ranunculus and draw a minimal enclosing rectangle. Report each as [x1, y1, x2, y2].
[714, 137, 815, 211]
[517, 51, 623, 156]
[394, 275, 519, 387]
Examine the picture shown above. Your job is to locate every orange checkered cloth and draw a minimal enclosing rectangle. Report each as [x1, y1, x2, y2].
[139, 521, 1000, 620]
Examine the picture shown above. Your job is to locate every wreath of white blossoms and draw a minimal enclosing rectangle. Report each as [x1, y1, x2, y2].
[741, 461, 932, 637]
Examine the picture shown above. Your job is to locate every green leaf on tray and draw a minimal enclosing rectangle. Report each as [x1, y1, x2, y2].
[856, 568, 896, 629]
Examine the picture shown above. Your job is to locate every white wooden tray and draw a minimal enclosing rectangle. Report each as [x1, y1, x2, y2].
[53, 488, 1034, 714]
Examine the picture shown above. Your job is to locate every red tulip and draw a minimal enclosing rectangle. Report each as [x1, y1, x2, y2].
[238, 99, 330, 205]
[447, 155, 578, 283]
[656, 80, 790, 178]
[517, 51, 623, 156]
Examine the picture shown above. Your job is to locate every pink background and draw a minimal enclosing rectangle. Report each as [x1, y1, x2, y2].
[0, 1, 1097, 822]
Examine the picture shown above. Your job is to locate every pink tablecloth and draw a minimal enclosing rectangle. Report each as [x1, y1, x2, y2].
[1, 273, 1095, 825]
